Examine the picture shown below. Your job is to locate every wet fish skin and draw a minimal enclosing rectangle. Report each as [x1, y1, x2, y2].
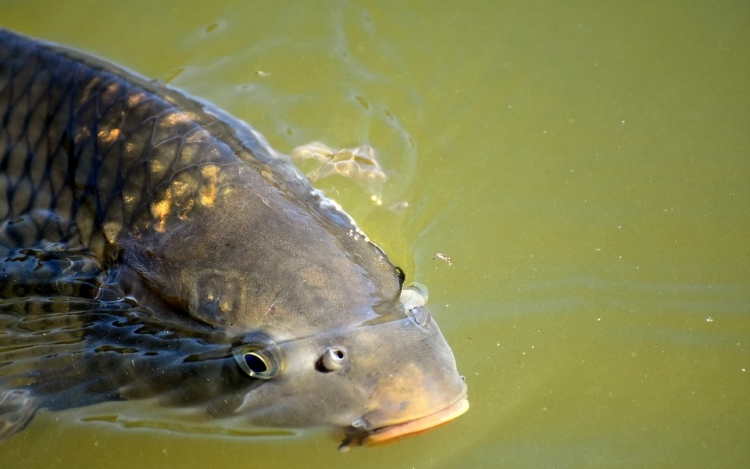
[0, 28, 399, 336]
[0, 26, 392, 419]
[0, 29, 467, 445]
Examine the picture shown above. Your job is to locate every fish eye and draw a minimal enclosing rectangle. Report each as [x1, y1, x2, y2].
[244, 353, 268, 373]
[316, 347, 346, 373]
[234, 348, 280, 379]
[407, 305, 431, 327]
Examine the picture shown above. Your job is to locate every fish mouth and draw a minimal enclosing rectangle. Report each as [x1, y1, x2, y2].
[338, 395, 469, 451]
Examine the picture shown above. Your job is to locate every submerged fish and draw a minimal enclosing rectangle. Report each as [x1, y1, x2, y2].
[0, 30, 468, 449]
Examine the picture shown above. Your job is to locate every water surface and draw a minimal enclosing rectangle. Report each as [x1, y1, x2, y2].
[1, 1, 748, 468]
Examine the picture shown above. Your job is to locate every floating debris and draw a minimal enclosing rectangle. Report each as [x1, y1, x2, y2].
[436, 253, 452, 266]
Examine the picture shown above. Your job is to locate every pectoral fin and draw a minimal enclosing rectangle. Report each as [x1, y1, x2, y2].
[0, 389, 39, 441]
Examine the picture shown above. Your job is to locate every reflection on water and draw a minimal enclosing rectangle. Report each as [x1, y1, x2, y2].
[0, 245, 197, 415]
[1, 0, 749, 468]
[0, 245, 308, 446]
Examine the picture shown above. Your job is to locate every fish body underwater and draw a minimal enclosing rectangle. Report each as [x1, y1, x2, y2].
[0, 30, 468, 449]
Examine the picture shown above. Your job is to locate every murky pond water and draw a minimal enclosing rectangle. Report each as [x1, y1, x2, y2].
[2, 1, 749, 468]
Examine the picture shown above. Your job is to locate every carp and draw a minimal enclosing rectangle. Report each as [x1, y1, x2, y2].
[0, 29, 468, 450]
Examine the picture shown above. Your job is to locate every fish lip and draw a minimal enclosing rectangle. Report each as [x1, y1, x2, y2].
[339, 394, 469, 451]
[363, 395, 469, 445]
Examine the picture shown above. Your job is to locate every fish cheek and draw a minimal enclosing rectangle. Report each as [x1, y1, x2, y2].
[125, 234, 250, 329]
[188, 271, 245, 327]
[120, 239, 193, 312]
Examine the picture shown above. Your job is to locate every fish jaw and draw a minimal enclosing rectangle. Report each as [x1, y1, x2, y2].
[338, 395, 469, 451]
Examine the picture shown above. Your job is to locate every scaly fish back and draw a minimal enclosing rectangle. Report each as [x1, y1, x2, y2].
[0, 29, 366, 261]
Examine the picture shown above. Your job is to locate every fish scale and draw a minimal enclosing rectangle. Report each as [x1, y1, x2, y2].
[0, 29, 467, 449]
[1, 32, 244, 257]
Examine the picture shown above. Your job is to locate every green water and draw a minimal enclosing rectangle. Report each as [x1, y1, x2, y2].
[2, 1, 748, 468]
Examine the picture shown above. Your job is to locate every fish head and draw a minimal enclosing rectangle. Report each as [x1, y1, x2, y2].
[119, 169, 468, 445]
[230, 284, 468, 449]
[122, 171, 405, 337]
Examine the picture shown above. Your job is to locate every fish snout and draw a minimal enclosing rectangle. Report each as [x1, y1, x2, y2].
[340, 355, 468, 450]
[339, 391, 469, 451]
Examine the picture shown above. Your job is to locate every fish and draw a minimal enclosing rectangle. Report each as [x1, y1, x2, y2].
[0, 29, 468, 450]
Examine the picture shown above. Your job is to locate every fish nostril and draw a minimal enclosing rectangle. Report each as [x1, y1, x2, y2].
[316, 347, 346, 373]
